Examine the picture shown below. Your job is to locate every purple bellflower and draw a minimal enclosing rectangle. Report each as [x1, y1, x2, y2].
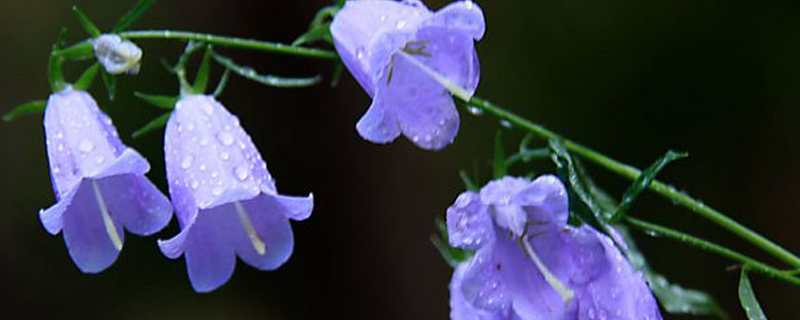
[447, 176, 663, 320]
[331, 0, 485, 150]
[158, 95, 313, 292]
[40, 89, 173, 273]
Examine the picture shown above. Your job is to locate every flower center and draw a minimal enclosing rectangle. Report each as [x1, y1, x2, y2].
[234, 201, 266, 255]
[519, 229, 574, 303]
[91, 180, 123, 251]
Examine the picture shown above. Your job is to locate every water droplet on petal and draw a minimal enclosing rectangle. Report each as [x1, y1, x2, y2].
[95, 156, 105, 164]
[217, 132, 235, 146]
[201, 102, 214, 115]
[55, 131, 64, 139]
[191, 180, 199, 189]
[219, 151, 230, 160]
[181, 156, 194, 169]
[78, 139, 95, 153]
[212, 187, 223, 196]
[235, 165, 249, 181]
[395, 20, 407, 29]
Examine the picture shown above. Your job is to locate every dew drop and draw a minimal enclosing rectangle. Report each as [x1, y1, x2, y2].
[78, 139, 95, 153]
[235, 165, 250, 181]
[380, 15, 387, 22]
[212, 187, 223, 196]
[95, 156, 105, 164]
[199, 164, 207, 171]
[395, 20, 407, 29]
[191, 180, 199, 189]
[55, 131, 64, 139]
[181, 156, 194, 169]
[356, 48, 365, 60]
[467, 106, 484, 115]
[201, 102, 214, 115]
[219, 151, 230, 161]
[217, 132, 235, 146]
[500, 120, 513, 128]
[211, 171, 219, 178]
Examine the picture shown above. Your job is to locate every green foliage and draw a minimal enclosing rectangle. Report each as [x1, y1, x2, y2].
[430, 217, 474, 268]
[459, 170, 478, 192]
[74, 63, 101, 91]
[132, 112, 171, 138]
[549, 139, 610, 228]
[101, 71, 116, 101]
[3, 100, 46, 122]
[193, 45, 213, 94]
[72, 6, 101, 37]
[213, 69, 231, 97]
[739, 268, 769, 320]
[493, 130, 507, 179]
[54, 42, 94, 61]
[134, 92, 177, 109]
[610, 150, 687, 222]
[212, 53, 321, 88]
[112, 0, 156, 33]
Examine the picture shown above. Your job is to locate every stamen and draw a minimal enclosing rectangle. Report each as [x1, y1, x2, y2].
[234, 201, 266, 255]
[397, 51, 474, 101]
[91, 180, 123, 251]
[520, 233, 574, 303]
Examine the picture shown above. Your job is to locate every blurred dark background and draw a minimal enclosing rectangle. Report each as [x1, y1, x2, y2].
[1, 0, 799, 319]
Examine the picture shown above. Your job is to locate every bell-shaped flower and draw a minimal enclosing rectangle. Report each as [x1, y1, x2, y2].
[39, 89, 173, 273]
[93, 34, 143, 75]
[331, 0, 485, 150]
[158, 95, 313, 292]
[447, 176, 663, 320]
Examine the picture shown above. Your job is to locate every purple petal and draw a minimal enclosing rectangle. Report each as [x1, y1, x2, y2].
[94, 173, 172, 235]
[459, 247, 513, 313]
[450, 262, 515, 320]
[447, 191, 494, 249]
[514, 175, 569, 230]
[269, 192, 314, 221]
[409, 25, 481, 95]
[423, 0, 486, 40]
[39, 186, 79, 235]
[181, 204, 238, 292]
[62, 180, 124, 273]
[233, 194, 296, 270]
[44, 89, 125, 199]
[331, 0, 433, 97]
[355, 97, 401, 144]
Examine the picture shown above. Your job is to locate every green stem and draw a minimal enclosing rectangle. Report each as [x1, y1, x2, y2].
[625, 216, 800, 287]
[120, 30, 338, 59]
[466, 96, 800, 269]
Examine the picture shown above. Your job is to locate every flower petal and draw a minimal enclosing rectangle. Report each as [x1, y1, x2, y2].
[39, 186, 79, 235]
[410, 25, 481, 95]
[62, 180, 124, 273]
[451, 262, 515, 320]
[459, 247, 513, 313]
[447, 191, 494, 249]
[94, 173, 172, 235]
[182, 204, 238, 292]
[514, 175, 569, 230]
[424, 0, 486, 40]
[232, 194, 296, 270]
[356, 99, 401, 144]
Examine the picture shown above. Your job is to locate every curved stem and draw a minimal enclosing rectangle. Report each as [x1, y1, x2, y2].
[466, 96, 800, 269]
[625, 217, 800, 287]
[119, 30, 338, 59]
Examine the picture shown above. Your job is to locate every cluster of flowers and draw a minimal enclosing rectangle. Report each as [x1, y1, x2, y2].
[37, 0, 665, 318]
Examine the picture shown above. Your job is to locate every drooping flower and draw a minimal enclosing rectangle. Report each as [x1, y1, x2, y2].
[331, 0, 485, 150]
[447, 176, 663, 320]
[93, 34, 143, 75]
[158, 95, 313, 292]
[39, 89, 173, 273]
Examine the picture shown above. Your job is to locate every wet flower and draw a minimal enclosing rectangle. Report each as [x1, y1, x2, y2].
[39, 89, 173, 273]
[93, 34, 143, 75]
[331, 0, 485, 150]
[158, 95, 313, 292]
[447, 176, 663, 320]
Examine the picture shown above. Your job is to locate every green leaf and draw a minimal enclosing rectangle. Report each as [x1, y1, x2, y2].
[459, 170, 478, 192]
[739, 268, 768, 320]
[193, 45, 213, 94]
[493, 130, 507, 179]
[212, 53, 322, 88]
[615, 225, 728, 319]
[610, 150, 687, 222]
[329, 62, 344, 88]
[74, 63, 101, 91]
[134, 92, 177, 109]
[54, 42, 95, 61]
[3, 100, 46, 122]
[132, 112, 170, 138]
[112, 0, 156, 33]
[213, 68, 231, 98]
[430, 217, 474, 268]
[549, 139, 610, 227]
[292, 22, 333, 46]
[101, 71, 116, 101]
[72, 6, 101, 37]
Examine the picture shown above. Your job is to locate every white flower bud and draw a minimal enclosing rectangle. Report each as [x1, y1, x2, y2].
[92, 34, 143, 75]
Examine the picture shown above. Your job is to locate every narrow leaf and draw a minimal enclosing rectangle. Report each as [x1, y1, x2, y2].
[610, 150, 687, 222]
[431, 217, 474, 268]
[739, 268, 768, 320]
[54, 42, 94, 60]
[3, 100, 46, 122]
[493, 130, 506, 179]
[193, 45, 213, 94]
[132, 112, 170, 138]
[459, 170, 478, 192]
[101, 71, 116, 101]
[549, 139, 609, 226]
[72, 6, 101, 37]
[112, 0, 156, 33]
[213, 68, 231, 97]
[329, 62, 344, 88]
[213, 54, 321, 88]
[134, 92, 177, 109]
[292, 22, 333, 46]
[74, 63, 101, 91]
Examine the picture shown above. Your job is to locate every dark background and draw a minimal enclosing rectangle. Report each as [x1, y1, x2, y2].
[1, 0, 799, 319]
